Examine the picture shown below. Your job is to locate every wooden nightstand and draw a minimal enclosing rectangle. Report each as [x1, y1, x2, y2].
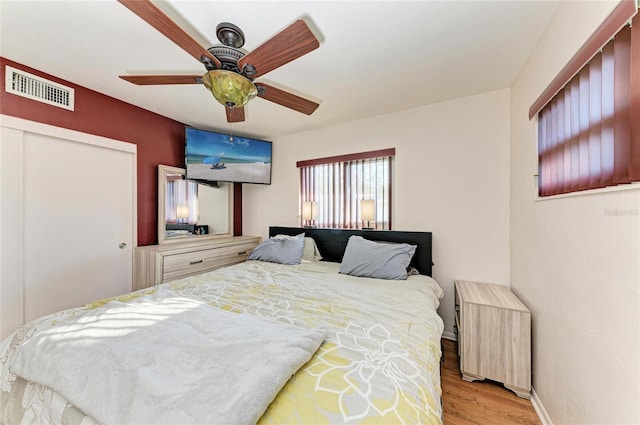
[454, 279, 531, 399]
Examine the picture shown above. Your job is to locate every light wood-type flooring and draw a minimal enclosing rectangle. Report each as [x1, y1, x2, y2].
[441, 339, 541, 425]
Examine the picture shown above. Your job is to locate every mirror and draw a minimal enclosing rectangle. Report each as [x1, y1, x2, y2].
[158, 164, 233, 244]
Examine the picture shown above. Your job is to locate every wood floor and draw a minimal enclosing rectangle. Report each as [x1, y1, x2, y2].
[441, 339, 541, 425]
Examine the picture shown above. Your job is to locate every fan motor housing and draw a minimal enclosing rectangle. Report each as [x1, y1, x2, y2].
[207, 45, 245, 72]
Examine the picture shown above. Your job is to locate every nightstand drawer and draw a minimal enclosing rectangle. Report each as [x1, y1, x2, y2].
[163, 242, 256, 281]
[454, 289, 461, 321]
[454, 287, 461, 357]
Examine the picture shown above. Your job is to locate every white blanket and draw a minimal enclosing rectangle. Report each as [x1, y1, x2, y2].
[10, 287, 326, 425]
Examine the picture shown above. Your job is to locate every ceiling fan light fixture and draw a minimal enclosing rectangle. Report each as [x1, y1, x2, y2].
[203, 70, 257, 109]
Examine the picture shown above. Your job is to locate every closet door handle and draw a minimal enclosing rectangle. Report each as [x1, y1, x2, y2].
[190, 259, 203, 265]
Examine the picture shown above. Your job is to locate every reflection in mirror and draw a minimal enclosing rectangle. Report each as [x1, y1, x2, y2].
[158, 165, 233, 244]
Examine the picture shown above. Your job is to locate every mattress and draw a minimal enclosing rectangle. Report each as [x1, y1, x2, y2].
[0, 260, 445, 424]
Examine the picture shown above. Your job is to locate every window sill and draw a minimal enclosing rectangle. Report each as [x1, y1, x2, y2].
[534, 182, 640, 202]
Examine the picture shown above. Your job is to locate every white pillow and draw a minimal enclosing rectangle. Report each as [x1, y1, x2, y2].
[302, 237, 322, 261]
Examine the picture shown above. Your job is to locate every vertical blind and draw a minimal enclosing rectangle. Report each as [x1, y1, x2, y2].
[165, 178, 199, 224]
[535, 3, 639, 196]
[298, 149, 394, 230]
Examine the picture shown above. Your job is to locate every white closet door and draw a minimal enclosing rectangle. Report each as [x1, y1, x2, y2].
[22, 132, 134, 322]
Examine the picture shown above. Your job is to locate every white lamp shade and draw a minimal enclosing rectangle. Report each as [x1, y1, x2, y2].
[176, 205, 190, 220]
[361, 199, 375, 221]
[302, 201, 318, 221]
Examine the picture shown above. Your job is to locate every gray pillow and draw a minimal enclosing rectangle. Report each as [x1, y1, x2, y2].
[273, 234, 322, 261]
[339, 236, 417, 280]
[248, 233, 305, 265]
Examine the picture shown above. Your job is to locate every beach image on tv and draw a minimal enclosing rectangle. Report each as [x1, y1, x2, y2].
[186, 128, 272, 184]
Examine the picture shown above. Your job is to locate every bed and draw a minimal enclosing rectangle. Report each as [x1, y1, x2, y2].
[0, 227, 444, 425]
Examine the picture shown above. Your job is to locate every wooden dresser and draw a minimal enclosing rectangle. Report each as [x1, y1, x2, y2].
[134, 236, 261, 290]
[454, 279, 531, 399]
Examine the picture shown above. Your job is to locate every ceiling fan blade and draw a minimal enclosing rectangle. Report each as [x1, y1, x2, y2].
[256, 83, 319, 115]
[237, 20, 319, 79]
[226, 106, 246, 123]
[118, 0, 221, 69]
[119, 75, 203, 85]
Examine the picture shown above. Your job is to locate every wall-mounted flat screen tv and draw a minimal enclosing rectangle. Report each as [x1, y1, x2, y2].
[185, 126, 272, 185]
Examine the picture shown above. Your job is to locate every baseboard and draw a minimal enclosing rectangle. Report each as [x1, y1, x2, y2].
[531, 387, 552, 425]
[442, 331, 457, 341]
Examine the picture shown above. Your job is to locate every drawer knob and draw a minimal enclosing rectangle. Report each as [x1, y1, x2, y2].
[237, 251, 247, 255]
[189, 259, 203, 265]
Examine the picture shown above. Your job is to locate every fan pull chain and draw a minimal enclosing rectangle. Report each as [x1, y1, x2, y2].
[228, 121, 234, 143]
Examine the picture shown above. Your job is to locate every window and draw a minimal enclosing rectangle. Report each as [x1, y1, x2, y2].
[165, 178, 198, 224]
[531, 1, 639, 196]
[297, 148, 394, 230]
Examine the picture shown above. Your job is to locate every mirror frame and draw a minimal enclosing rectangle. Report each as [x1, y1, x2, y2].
[157, 164, 233, 244]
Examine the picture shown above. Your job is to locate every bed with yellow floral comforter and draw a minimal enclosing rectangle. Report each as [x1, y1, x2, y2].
[0, 259, 444, 424]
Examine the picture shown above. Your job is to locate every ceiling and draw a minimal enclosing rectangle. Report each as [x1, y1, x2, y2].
[0, 1, 559, 140]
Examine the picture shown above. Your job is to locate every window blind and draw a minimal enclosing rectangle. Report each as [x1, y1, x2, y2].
[298, 149, 394, 229]
[535, 6, 639, 196]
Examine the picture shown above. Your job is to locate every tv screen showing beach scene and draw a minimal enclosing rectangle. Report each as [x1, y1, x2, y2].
[185, 127, 272, 185]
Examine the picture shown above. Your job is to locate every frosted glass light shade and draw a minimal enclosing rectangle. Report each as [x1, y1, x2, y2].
[203, 70, 257, 108]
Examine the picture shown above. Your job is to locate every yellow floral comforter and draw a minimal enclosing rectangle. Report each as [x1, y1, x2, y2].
[0, 260, 445, 424]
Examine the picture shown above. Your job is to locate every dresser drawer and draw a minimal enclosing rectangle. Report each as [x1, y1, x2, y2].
[134, 236, 261, 290]
[163, 242, 256, 281]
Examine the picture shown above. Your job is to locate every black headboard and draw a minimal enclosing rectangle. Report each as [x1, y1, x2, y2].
[269, 226, 433, 276]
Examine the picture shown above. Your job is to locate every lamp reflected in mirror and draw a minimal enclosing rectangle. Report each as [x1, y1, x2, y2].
[176, 205, 190, 223]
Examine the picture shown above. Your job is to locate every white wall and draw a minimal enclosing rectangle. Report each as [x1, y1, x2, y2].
[243, 89, 511, 338]
[510, 1, 640, 423]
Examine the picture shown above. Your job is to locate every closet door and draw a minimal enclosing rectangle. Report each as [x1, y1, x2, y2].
[23, 132, 134, 322]
[0, 116, 136, 337]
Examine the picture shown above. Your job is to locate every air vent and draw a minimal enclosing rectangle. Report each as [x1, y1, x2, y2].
[5, 65, 74, 111]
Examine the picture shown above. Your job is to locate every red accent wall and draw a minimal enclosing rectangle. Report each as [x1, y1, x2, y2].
[0, 57, 185, 246]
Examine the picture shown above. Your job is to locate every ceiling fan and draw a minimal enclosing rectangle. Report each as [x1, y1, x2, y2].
[117, 0, 320, 123]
